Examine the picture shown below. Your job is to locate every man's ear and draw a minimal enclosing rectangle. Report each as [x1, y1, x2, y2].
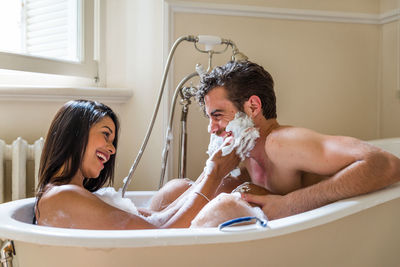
[244, 95, 262, 118]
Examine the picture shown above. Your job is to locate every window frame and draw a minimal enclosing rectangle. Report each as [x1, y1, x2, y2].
[0, 0, 98, 81]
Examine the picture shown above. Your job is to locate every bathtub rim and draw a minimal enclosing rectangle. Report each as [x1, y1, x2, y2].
[0, 182, 399, 248]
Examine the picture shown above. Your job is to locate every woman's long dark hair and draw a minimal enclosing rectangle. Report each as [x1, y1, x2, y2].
[35, 100, 119, 217]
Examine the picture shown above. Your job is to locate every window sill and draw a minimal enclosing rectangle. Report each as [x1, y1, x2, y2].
[0, 86, 132, 103]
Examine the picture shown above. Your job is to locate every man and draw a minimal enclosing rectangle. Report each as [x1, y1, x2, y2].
[195, 60, 400, 220]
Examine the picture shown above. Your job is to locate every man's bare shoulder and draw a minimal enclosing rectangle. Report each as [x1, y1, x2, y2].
[263, 126, 336, 167]
[266, 126, 372, 154]
[263, 126, 380, 173]
[265, 126, 322, 149]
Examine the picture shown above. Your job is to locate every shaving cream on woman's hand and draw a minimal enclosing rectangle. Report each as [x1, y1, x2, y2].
[204, 112, 260, 177]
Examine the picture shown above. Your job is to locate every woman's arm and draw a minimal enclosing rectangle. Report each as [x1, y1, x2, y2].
[157, 138, 242, 228]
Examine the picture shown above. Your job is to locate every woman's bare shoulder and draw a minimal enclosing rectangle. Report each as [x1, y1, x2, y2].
[37, 184, 154, 230]
[42, 184, 94, 200]
[37, 185, 102, 227]
[38, 184, 96, 212]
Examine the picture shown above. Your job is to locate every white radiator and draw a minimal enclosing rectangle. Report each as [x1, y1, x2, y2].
[0, 137, 44, 202]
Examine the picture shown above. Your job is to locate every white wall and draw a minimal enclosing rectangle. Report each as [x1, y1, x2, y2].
[168, 0, 390, 180]
[380, 23, 400, 137]
[105, 0, 165, 190]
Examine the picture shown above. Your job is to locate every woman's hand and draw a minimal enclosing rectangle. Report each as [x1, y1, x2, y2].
[209, 136, 241, 179]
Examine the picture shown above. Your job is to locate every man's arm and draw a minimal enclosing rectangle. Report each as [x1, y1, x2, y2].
[243, 128, 400, 219]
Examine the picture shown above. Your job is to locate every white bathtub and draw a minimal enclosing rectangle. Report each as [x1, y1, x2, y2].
[0, 138, 400, 267]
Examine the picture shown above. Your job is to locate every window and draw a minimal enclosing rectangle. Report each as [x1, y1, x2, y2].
[0, 0, 98, 82]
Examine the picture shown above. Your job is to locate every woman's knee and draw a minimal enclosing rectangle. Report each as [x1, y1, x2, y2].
[190, 193, 257, 228]
[149, 178, 193, 211]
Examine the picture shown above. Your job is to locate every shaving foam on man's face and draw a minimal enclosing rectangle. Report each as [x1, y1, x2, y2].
[204, 112, 260, 177]
[207, 112, 260, 160]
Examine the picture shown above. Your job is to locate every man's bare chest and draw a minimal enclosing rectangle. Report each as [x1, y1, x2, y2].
[246, 159, 302, 195]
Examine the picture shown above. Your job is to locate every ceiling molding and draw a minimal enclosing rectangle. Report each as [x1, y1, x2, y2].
[166, 1, 399, 25]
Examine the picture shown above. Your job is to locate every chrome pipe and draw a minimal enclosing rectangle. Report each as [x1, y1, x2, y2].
[178, 104, 189, 178]
[221, 39, 249, 62]
[159, 72, 198, 188]
[122, 35, 196, 197]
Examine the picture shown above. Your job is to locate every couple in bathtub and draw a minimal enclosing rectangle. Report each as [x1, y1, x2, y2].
[35, 61, 400, 230]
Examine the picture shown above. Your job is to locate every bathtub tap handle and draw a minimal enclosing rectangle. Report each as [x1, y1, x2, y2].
[0, 239, 15, 267]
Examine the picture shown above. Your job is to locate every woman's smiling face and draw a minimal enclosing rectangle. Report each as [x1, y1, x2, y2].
[80, 116, 116, 179]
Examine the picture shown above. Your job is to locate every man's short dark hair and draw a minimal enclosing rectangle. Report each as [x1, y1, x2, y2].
[196, 61, 276, 119]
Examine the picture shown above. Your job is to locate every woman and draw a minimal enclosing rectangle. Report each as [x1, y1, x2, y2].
[35, 100, 260, 230]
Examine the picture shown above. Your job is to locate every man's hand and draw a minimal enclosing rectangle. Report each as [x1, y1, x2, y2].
[241, 193, 289, 220]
